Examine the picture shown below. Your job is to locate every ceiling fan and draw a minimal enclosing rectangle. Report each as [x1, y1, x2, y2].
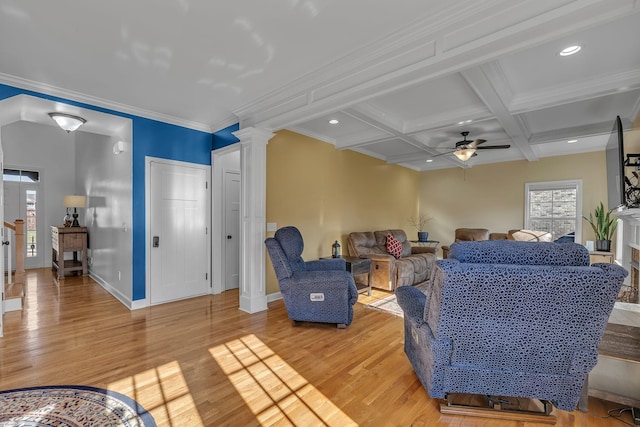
[434, 131, 511, 161]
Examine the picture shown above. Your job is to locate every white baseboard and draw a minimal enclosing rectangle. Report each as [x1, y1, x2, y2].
[89, 271, 137, 310]
[267, 292, 282, 303]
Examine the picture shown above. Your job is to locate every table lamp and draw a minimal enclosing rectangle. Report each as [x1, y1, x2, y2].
[64, 195, 87, 227]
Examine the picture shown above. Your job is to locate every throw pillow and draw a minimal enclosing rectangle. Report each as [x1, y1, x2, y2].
[386, 233, 403, 259]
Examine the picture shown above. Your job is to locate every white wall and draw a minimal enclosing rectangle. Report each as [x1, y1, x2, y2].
[1, 121, 75, 267]
[75, 133, 132, 300]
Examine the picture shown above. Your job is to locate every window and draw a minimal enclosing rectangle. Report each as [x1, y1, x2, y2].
[26, 190, 38, 257]
[525, 180, 582, 243]
[3, 169, 40, 183]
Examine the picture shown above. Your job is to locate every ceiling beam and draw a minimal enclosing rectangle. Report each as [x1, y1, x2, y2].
[461, 65, 538, 161]
[341, 107, 465, 168]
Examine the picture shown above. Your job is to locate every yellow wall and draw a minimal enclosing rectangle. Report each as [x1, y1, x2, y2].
[419, 151, 607, 246]
[266, 130, 420, 294]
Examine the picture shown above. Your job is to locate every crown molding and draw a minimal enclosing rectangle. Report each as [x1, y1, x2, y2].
[0, 73, 213, 133]
[287, 126, 337, 146]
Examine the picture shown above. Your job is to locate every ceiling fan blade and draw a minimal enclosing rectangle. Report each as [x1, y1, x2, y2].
[468, 139, 486, 148]
[476, 144, 511, 150]
[430, 150, 456, 158]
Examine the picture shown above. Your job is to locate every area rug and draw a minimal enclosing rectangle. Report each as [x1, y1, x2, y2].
[0, 385, 156, 427]
[365, 282, 429, 318]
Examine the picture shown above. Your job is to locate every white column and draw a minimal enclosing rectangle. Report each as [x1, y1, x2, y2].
[233, 127, 274, 313]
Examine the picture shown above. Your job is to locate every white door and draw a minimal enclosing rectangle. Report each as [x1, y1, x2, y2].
[149, 161, 208, 304]
[224, 171, 240, 290]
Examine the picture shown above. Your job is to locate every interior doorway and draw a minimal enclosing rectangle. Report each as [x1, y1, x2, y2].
[211, 146, 240, 296]
[224, 170, 240, 290]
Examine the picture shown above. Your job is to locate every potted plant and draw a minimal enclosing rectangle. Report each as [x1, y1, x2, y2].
[583, 202, 618, 252]
[409, 213, 432, 242]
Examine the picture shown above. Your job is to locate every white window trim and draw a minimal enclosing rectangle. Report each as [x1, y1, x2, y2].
[525, 179, 583, 244]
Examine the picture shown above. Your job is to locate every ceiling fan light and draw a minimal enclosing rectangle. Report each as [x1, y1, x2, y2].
[48, 112, 86, 132]
[454, 148, 476, 162]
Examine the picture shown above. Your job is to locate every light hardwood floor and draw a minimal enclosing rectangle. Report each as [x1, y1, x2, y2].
[0, 269, 636, 426]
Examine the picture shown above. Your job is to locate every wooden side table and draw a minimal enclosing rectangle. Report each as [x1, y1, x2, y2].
[322, 256, 372, 296]
[51, 226, 88, 279]
[589, 250, 614, 264]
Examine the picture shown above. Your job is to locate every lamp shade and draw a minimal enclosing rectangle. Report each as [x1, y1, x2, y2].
[64, 195, 86, 208]
[48, 112, 86, 132]
[453, 148, 476, 162]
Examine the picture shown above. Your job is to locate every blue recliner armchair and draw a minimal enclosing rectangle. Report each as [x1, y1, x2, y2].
[396, 240, 627, 413]
[265, 226, 358, 328]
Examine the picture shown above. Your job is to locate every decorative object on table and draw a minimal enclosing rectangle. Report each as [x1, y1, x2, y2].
[63, 195, 87, 227]
[408, 213, 432, 242]
[48, 112, 86, 133]
[331, 239, 341, 258]
[0, 385, 156, 426]
[63, 208, 72, 227]
[583, 201, 618, 252]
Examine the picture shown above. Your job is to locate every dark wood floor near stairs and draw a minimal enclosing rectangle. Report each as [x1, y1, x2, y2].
[0, 268, 636, 426]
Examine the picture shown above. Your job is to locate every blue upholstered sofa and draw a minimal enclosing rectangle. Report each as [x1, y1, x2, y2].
[396, 240, 627, 411]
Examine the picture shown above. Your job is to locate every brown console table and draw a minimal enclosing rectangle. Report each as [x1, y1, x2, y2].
[51, 226, 88, 279]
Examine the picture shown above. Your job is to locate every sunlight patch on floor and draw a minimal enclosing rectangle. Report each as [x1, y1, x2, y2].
[108, 361, 204, 427]
[210, 334, 357, 426]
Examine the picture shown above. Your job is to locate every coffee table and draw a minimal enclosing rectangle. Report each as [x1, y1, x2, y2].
[322, 255, 372, 296]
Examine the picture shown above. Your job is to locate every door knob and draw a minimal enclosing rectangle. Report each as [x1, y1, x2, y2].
[2, 241, 9, 246]
[227, 235, 232, 239]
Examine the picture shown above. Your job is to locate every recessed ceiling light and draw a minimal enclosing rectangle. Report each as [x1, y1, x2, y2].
[329, 119, 339, 125]
[567, 139, 578, 144]
[559, 45, 581, 56]
[426, 159, 433, 163]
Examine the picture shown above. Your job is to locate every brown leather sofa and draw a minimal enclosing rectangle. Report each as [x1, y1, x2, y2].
[441, 228, 552, 258]
[347, 229, 436, 291]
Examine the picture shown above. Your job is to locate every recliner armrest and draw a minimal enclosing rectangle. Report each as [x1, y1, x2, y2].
[396, 286, 426, 326]
[441, 245, 450, 259]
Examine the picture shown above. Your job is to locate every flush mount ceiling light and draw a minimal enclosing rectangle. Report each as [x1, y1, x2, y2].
[328, 119, 339, 125]
[567, 139, 578, 144]
[559, 45, 581, 56]
[457, 119, 473, 125]
[48, 112, 86, 132]
[453, 148, 476, 162]
[426, 159, 433, 163]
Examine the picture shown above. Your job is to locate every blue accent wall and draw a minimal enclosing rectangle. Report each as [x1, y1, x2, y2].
[0, 83, 213, 301]
[212, 123, 240, 149]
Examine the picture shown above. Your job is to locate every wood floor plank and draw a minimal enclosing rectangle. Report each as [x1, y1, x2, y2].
[0, 268, 637, 426]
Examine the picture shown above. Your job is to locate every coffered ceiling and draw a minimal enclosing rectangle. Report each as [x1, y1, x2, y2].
[1, 1, 639, 170]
